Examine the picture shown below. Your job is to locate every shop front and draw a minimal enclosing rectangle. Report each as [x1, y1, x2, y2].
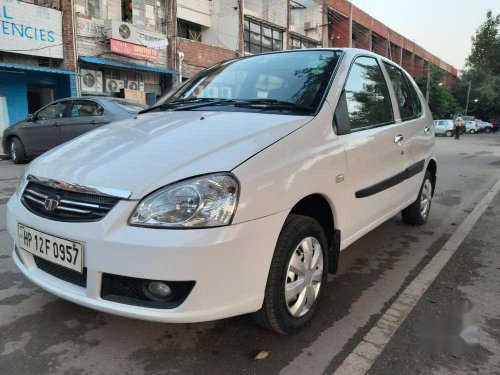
[0, 0, 73, 132]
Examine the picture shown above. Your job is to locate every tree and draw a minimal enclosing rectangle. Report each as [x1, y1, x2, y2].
[415, 66, 463, 119]
[455, 10, 500, 121]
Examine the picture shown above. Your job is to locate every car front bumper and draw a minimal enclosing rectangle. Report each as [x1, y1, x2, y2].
[7, 194, 288, 323]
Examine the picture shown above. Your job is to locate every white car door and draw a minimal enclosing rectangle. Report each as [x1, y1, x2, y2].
[332, 55, 410, 241]
[382, 62, 432, 201]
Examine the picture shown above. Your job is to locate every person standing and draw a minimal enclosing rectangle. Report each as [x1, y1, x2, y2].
[454, 116, 465, 140]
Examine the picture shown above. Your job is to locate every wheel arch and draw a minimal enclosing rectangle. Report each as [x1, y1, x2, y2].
[288, 193, 340, 274]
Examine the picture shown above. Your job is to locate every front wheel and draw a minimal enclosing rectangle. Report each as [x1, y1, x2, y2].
[484, 127, 492, 134]
[402, 171, 434, 226]
[253, 214, 328, 334]
[469, 129, 476, 134]
[445, 130, 453, 137]
[10, 137, 27, 164]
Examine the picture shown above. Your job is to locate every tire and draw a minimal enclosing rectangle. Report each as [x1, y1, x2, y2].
[484, 127, 492, 134]
[10, 137, 27, 164]
[445, 130, 453, 137]
[469, 129, 476, 134]
[252, 214, 328, 334]
[402, 171, 434, 226]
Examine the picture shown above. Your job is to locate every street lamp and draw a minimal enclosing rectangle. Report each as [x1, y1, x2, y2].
[438, 82, 444, 86]
[474, 99, 479, 103]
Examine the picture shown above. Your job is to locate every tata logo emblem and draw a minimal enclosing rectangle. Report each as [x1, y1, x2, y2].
[44, 196, 60, 211]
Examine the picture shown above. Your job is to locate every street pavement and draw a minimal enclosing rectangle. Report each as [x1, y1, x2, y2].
[0, 133, 499, 375]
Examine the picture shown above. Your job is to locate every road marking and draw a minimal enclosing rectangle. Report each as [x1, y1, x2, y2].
[333, 177, 500, 375]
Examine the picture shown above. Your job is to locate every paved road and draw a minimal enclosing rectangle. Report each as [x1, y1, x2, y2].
[0, 134, 499, 375]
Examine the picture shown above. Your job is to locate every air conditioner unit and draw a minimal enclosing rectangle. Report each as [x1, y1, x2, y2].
[106, 79, 125, 93]
[304, 21, 316, 31]
[127, 81, 139, 90]
[80, 69, 103, 93]
[203, 86, 218, 98]
[220, 87, 232, 98]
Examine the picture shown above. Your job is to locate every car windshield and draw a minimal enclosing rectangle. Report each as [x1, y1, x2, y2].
[108, 99, 148, 113]
[155, 50, 341, 114]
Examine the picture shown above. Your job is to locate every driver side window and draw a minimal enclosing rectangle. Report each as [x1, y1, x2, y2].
[37, 102, 67, 120]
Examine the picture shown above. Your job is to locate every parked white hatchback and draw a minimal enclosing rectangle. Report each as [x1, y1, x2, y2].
[7, 49, 436, 334]
[433, 119, 455, 136]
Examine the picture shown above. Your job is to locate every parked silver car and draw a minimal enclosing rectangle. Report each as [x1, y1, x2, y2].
[433, 119, 454, 137]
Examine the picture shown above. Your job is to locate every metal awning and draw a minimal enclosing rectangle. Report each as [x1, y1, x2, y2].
[0, 62, 79, 75]
[79, 57, 178, 75]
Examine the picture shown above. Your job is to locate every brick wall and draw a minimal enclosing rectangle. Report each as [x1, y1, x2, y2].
[61, 0, 76, 71]
[178, 38, 238, 78]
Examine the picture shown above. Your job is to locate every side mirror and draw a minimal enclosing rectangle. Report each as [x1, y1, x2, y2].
[27, 113, 35, 122]
[333, 90, 350, 135]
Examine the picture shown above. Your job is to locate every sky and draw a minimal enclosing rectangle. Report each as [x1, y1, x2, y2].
[351, 0, 500, 71]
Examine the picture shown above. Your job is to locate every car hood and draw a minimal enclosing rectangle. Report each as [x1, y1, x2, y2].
[28, 110, 311, 199]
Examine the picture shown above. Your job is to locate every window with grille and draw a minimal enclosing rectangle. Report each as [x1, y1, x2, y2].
[244, 18, 283, 54]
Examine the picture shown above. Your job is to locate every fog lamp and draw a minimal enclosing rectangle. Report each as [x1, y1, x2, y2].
[144, 281, 172, 301]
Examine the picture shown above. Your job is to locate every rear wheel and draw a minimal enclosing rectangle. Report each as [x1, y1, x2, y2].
[484, 127, 492, 134]
[253, 214, 328, 334]
[10, 137, 27, 164]
[445, 130, 453, 137]
[469, 129, 476, 134]
[402, 171, 434, 226]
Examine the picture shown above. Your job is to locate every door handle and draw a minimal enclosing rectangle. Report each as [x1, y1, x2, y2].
[424, 126, 431, 134]
[394, 134, 404, 143]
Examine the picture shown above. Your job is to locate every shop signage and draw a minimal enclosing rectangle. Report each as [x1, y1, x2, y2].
[110, 39, 159, 61]
[0, 0, 63, 59]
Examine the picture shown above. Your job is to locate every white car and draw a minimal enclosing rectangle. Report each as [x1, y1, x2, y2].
[476, 120, 493, 133]
[7, 49, 436, 334]
[433, 119, 454, 136]
[465, 120, 478, 134]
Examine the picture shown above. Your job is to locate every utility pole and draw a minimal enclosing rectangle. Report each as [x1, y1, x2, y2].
[464, 80, 472, 115]
[425, 62, 431, 103]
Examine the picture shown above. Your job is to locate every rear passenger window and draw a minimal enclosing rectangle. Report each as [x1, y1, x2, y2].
[404, 74, 422, 117]
[383, 63, 416, 120]
[343, 56, 393, 130]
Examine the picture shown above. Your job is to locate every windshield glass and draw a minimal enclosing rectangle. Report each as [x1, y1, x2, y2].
[156, 50, 341, 113]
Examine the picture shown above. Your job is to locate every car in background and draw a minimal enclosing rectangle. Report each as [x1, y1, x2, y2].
[465, 120, 478, 134]
[476, 120, 493, 133]
[433, 119, 455, 136]
[2, 97, 148, 164]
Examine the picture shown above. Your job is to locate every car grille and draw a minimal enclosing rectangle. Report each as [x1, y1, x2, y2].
[34, 256, 87, 288]
[21, 182, 120, 222]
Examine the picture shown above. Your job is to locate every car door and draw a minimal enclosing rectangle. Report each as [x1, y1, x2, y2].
[333, 56, 410, 239]
[22, 101, 69, 154]
[382, 62, 432, 202]
[59, 100, 110, 144]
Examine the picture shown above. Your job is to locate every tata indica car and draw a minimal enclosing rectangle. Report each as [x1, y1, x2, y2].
[7, 49, 436, 334]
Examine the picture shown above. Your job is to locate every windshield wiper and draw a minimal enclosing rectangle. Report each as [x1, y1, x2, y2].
[139, 98, 236, 114]
[233, 99, 314, 113]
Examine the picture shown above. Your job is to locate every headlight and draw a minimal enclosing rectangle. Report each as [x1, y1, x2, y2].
[16, 169, 30, 196]
[129, 173, 239, 228]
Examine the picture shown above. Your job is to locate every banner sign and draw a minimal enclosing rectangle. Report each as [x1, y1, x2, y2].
[0, 0, 63, 59]
[110, 39, 159, 61]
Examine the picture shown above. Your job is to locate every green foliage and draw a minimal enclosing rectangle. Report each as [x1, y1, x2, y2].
[415, 67, 463, 119]
[455, 10, 500, 121]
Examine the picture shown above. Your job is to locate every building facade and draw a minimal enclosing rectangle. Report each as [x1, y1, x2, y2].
[0, 0, 458, 134]
[0, 0, 77, 132]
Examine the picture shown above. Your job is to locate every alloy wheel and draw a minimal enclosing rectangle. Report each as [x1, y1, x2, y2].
[420, 179, 433, 219]
[284, 237, 323, 318]
[10, 141, 16, 161]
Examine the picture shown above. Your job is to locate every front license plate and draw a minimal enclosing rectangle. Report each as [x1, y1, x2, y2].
[17, 224, 84, 273]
